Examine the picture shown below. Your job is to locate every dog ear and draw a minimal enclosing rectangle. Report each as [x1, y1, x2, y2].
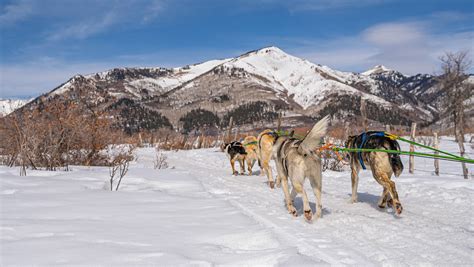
[299, 115, 329, 155]
[289, 130, 295, 137]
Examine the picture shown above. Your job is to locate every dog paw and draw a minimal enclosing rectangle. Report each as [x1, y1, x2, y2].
[387, 199, 393, 207]
[348, 198, 358, 204]
[395, 203, 403, 215]
[233, 171, 238, 176]
[288, 206, 297, 217]
[304, 210, 312, 221]
[269, 181, 275, 189]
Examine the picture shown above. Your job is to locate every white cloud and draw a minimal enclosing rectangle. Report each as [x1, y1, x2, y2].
[142, 0, 163, 23]
[0, 0, 33, 25]
[243, 0, 390, 12]
[363, 22, 427, 46]
[290, 18, 474, 75]
[1, 0, 165, 40]
[288, 0, 389, 11]
[47, 11, 117, 41]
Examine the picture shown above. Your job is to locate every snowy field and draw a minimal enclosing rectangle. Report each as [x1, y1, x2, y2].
[1, 137, 473, 265]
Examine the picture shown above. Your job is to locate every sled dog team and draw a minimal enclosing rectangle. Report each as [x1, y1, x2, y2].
[223, 116, 404, 221]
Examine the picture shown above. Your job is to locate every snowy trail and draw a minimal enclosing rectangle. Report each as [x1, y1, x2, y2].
[1, 137, 473, 265]
[166, 140, 473, 266]
[170, 150, 369, 265]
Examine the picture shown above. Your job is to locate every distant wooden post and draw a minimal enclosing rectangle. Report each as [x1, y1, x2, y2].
[385, 124, 390, 133]
[456, 130, 469, 179]
[198, 134, 204, 149]
[360, 99, 368, 131]
[234, 127, 240, 141]
[434, 132, 439, 176]
[226, 116, 233, 143]
[277, 112, 282, 131]
[409, 122, 416, 174]
[164, 134, 169, 149]
[138, 132, 143, 147]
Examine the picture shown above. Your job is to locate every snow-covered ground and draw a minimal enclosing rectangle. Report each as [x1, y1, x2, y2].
[1, 137, 473, 265]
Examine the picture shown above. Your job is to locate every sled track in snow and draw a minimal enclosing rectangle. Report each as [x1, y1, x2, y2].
[173, 149, 474, 265]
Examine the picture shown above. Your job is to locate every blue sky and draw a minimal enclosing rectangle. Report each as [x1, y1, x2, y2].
[1, 0, 473, 98]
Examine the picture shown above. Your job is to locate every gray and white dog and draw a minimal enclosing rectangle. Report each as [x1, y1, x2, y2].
[273, 116, 329, 221]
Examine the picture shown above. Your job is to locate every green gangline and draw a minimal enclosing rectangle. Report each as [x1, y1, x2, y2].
[333, 147, 474, 164]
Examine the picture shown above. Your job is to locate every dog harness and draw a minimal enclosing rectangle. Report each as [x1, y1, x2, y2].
[358, 131, 386, 170]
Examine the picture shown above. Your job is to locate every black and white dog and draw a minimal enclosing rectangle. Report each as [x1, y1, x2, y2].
[223, 141, 247, 175]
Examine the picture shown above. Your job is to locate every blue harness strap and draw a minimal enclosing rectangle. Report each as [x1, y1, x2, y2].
[358, 133, 368, 169]
[358, 131, 386, 170]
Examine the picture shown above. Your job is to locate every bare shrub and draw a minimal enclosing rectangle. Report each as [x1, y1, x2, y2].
[0, 97, 118, 172]
[416, 136, 434, 147]
[107, 145, 135, 191]
[321, 150, 346, 172]
[154, 146, 169, 169]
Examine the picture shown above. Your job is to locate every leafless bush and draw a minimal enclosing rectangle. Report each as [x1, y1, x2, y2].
[154, 146, 169, 169]
[416, 136, 434, 147]
[108, 145, 135, 191]
[0, 97, 120, 173]
[321, 150, 346, 172]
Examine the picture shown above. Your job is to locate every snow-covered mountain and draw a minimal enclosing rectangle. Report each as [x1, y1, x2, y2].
[52, 58, 231, 98]
[362, 65, 393, 76]
[18, 46, 466, 133]
[0, 99, 30, 117]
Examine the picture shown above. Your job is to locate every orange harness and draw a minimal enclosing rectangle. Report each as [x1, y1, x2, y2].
[317, 143, 345, 162]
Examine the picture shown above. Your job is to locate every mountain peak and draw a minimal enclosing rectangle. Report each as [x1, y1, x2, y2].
[257, 46, 285, 54]
[237, 46, 290, 59]
[362, 65, 393, 76]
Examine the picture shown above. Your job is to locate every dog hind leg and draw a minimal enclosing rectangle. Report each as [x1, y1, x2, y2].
[245, 158, 253, 175]
[291, 174, 312, 221]
[377, 187, 389, 208]
[238, 158, 245, 175]
[230, 159, 237, 175]
[386, 179, 402, 214]
[374, 171, 403, 214]
[309, 175, 323, 219]
[281, 175, 297, 216]
[264, 164, 275, 189]
[350, 166, 360, 203]
[276, 174, 281, 188]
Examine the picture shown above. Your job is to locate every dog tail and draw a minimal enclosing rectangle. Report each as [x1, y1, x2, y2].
[237, 145, 247, 155]
[299, 115, 330, 155]
[388, 139, 403, 177]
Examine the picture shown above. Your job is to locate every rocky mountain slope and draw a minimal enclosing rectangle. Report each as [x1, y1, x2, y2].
[13, 46, 470, 134]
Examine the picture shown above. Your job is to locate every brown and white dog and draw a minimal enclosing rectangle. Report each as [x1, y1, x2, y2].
[272, 116, 329, 221]
[345, 131, 404, 214]
[223, 141, 247, 175]
[257, 129, 279, 188]
[242, 136, 260, 176]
